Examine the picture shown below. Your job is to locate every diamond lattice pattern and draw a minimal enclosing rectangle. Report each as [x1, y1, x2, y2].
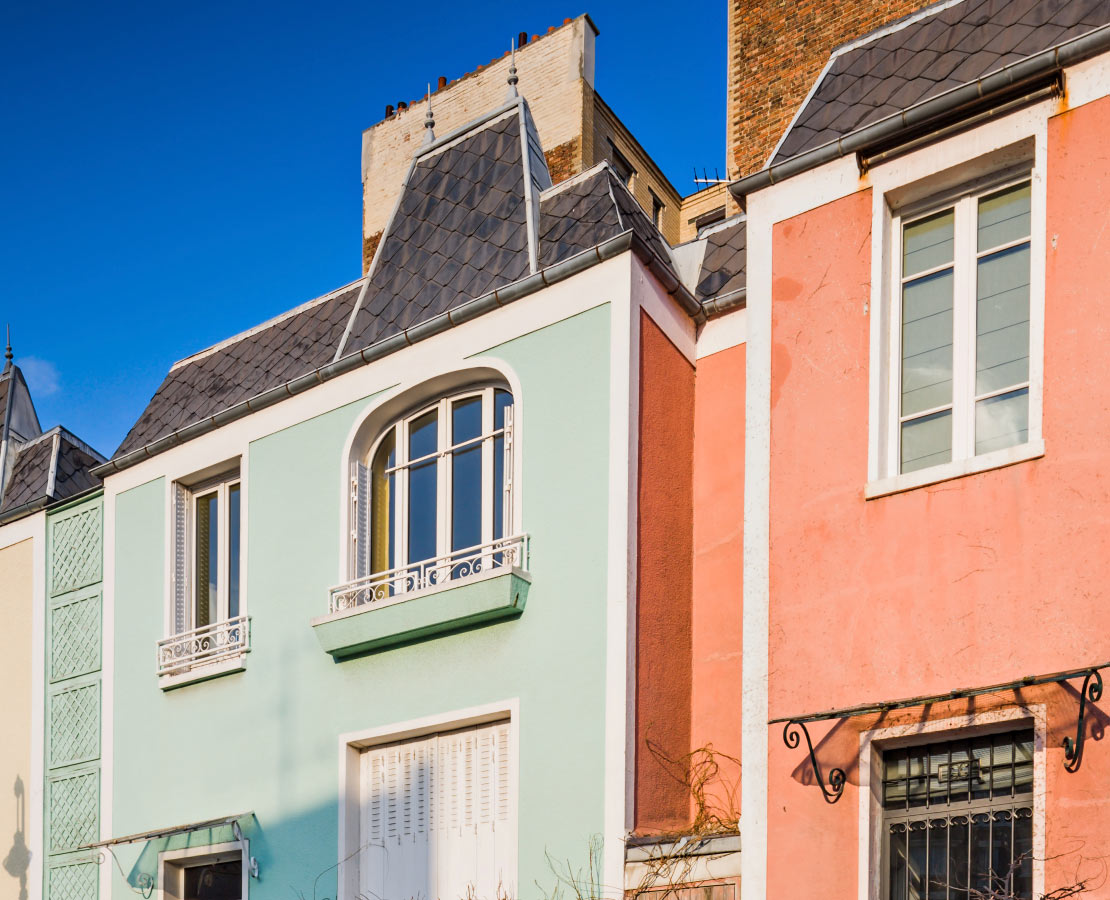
[51, 507, 102, 596]
[50, 684, 100, 768]
[49, 771, 99, 853]
[48, 861, 98, 900]
[50, 595, 100, 683]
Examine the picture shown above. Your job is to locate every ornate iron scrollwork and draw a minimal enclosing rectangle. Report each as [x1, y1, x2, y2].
[783, 720, 846, 803]
[1063, 668, 1103, 772]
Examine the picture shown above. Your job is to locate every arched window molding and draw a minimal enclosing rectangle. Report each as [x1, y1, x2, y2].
[334, 366, 525, 612]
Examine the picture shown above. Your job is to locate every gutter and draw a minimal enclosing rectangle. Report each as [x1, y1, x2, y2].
[94, 229, 701, 478]
[729, 22, 1110, 202]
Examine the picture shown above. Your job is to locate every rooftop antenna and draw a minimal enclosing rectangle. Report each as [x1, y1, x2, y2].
[506, 37, 519, 100]
[3, 325, 11, 374]
[423, 84, 436, 144]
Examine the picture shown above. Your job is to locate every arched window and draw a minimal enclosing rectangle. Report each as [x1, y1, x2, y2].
[347, 386, 519, 603]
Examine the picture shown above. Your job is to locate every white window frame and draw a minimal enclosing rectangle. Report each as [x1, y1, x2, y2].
[866, 129, 1048, 499]
[186, 473, 242, 631]
[358, 384, 514, 579]
[857, 706, 1046, 900]
[158, 840, 250, 900]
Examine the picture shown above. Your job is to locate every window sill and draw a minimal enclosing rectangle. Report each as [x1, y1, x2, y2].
[158, 654, 247, 691]
[311, 568, 531, 659]
[865, 439, 1045, 499]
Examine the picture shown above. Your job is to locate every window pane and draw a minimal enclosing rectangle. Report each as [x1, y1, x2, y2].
[901, 269, 954, 416]
[371, 429, 396, 574]
[407, 409, 439, 567]
[991, 810, 1014, 894]
[949, 816, 970, 900]
[1013, 735, 1034, 795]
[975, 388, 1029, 455]
[1013, 809, 1033, 899]
[451, 444, 482, 552]
[451, 396, 482, 444]
[970, 813, 992, 895]
[976, 244, 1030, 395]
[928, 819, 948, 900]
[228, 484, 240, 619]
[408, 460, 437, 565]
[494, 389, 513, 430]
[901, 409, 952, 474]
[183, 860, 241, 900]
[978, 182, 1031, 252]
[408, 408, 438, 460]
[908, 821, 928, 899]
[889, 824, 908, 900]
[194, 492, 218, 628]
[904, 209, 955, 277]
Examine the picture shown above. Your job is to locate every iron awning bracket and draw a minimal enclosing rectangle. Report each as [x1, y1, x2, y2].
[1064, 668, 1104, 772]
[783, 720, 846, 804]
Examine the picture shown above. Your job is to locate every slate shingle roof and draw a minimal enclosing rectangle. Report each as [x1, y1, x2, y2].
[695, 220, 747, 302]
[0, 429, 103, 516]
[774, 0, 1110, 163]
[113, 100, 682, 463]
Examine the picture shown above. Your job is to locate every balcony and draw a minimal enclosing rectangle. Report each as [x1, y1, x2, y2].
[157, 615, 250, 689]
[313, 534, 531, 659]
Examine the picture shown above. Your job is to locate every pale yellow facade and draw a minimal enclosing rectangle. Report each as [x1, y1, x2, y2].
[0, 533, 35, 900]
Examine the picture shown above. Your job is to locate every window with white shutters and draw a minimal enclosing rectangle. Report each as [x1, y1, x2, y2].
[359, 721, 514, 900]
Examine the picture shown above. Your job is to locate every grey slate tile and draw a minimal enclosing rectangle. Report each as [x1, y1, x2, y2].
[774, 0, 1110, 163]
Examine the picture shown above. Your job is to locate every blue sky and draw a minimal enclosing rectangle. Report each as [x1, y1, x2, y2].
[0, 0, 723, 457]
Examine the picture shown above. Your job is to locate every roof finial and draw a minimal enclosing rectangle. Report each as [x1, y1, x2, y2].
[423, 84, 436, 144]
[506, 37, 519, 99]
[3, 325, 11, 374]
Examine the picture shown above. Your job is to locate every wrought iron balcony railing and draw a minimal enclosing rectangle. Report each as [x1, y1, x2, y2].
[157, 615, 250, 676]
[329, 533, 529, 614]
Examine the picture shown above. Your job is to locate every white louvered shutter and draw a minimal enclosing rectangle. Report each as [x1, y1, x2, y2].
[360, 737, 434, 900]
[172, 482, 190, 634]
[352, 461, 370, 579]
[359, 723, 514, 900]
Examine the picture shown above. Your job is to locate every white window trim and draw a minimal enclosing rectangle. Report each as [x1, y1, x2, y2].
[857, 705, 1046, 900]
[336, 699, 520, 900]
[158, 840, 250, 900]
[336, 361, 525, 589]
[866, 113, 1049, 499]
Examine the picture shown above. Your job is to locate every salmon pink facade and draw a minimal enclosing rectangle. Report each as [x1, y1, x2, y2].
[735, 42, 1110, 900]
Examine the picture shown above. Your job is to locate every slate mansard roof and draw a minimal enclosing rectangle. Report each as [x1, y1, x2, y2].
[113, 97, 686, 463]
[773, 0, 1110, 164]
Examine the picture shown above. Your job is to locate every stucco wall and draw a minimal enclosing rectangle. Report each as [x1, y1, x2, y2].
[762, 95, 1110, 897]
[634, 312, 695, 833]
[691, 342, 745, 813]
[108, 303, 615, 899]
[0, 537, 33, 900]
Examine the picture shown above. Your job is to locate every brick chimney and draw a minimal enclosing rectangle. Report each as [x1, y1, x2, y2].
[727, 0, 934, 177]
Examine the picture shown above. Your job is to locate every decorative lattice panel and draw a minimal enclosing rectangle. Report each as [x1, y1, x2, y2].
[51, 507, 102, 596]
[48, 861, 98, 900]
[50, 594, 101, 683]
[48, 771, 99, 853]
[49, 683, 100, 768]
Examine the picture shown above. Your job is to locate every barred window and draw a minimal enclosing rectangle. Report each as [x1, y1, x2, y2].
[883, 728, 1034, 900]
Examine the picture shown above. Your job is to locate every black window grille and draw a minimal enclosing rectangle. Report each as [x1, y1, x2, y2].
[882, 728, 1034, 900]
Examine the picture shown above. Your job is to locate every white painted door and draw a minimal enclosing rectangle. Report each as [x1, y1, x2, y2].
[359, 722, 514, 900]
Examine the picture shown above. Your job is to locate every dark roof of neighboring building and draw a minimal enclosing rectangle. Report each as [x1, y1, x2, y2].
[773, 0, 1110, 164]
[0, 428, 104, 518]
[695, 219, 746, 303]
[113, 98, 683, 464]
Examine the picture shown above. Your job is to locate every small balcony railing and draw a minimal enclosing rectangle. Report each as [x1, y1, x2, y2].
[329, 533, 530, 614]
[157, 615, 250, 676]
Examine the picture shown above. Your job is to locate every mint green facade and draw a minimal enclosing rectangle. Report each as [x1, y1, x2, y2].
[108, 304, 613, 899]
[44, 495, 104, 900]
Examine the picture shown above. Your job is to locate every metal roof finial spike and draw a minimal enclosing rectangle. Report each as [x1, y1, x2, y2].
[423, 83, 436, 144]
[3, 325, 11, 373]
[506, 37, 519, 99]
